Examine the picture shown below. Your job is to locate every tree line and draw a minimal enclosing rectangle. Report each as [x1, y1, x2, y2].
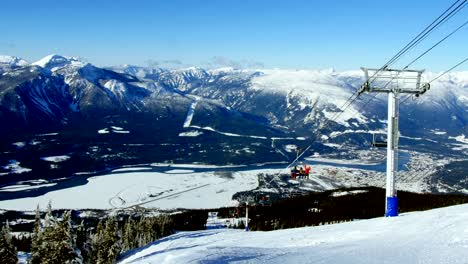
[2, 187, 467, 262]
[0, 203, 175, 264]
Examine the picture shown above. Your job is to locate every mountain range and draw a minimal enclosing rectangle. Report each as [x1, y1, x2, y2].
[0, 54, 466, 193]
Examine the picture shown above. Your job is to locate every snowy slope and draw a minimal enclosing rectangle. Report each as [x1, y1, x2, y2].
[120, 203, 468, 264]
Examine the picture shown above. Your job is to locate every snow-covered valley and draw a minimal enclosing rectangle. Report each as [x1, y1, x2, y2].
[1, 54, 467, 204]
[0, 147, 459, 211]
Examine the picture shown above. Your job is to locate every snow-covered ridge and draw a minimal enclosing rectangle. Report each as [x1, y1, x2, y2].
[32, 54, 83, 71]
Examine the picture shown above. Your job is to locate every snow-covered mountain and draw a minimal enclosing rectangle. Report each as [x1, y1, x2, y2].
[31, 54, 83, 71]
[0, 55, 29, 68]
[0, 55, 29, 75]
[2, 54, 467, 142]
[0, 54, 466, 194]
[119, 203, 468, 264]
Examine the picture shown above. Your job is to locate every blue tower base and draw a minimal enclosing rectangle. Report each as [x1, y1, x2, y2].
[385, 196, 398, 217]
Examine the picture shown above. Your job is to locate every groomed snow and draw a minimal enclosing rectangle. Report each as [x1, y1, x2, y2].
[120, 203, 468, 264]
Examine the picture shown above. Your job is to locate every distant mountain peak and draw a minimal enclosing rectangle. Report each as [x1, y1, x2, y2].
[32, 54, 83, 71]
[0, 55, 29, 67]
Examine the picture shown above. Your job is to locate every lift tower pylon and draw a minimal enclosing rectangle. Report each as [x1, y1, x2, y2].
[358, 68, 429, 217]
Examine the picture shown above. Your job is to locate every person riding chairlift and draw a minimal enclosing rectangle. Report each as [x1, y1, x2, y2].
[299, 167, 305, 179]
[291, 166, 298, 179]
[304, 165, 311, 180]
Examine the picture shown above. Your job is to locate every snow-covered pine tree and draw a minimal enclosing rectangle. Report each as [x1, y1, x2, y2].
[0, 222, 18, 264]
[44, 202, 54, 228]
[76, 221, 92, 264]
[94, 217, 121, 264]
[30, 205, 43, 264]
[159, 214, 173, 238]
[49, 211, 81, 263]
[104, 216, 121, 263]
[89, 219, 106, 264]
[122, 218, 137, 252]
[30, 205, 81, 263]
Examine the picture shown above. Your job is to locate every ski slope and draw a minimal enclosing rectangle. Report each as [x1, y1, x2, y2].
[120, 203, 468, 264]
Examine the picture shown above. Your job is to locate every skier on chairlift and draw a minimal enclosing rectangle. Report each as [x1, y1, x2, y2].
[291, 166, 298, 179]
[304, 165, 311, 180]
[299, 167, 305, 179]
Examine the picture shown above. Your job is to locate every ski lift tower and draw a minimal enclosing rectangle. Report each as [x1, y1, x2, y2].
[358, 68, 429, 217]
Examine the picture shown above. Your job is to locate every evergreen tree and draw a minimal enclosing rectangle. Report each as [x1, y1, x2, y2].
[30, 205, 43, 264]
[122, 218, 137, 252]
[76, 221, 92, 264]
[160, 214, 173, 237]
[49, 211, 81, 263]
[104, 217, 121, 263]
[44, 202, 54, 227]
[89, 220, 105, 264]
[0, 222, 18, 264]
[94, 217, 121, 264]
[30, 206, 81, 264]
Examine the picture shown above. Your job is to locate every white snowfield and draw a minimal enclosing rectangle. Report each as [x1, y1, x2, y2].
[120, 203, 468, 264]
[0, 168, 259, 210]
[0, 153, 446, 210]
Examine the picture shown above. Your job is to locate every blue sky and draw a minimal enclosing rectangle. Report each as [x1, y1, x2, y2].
[1, 0, 467, 70]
